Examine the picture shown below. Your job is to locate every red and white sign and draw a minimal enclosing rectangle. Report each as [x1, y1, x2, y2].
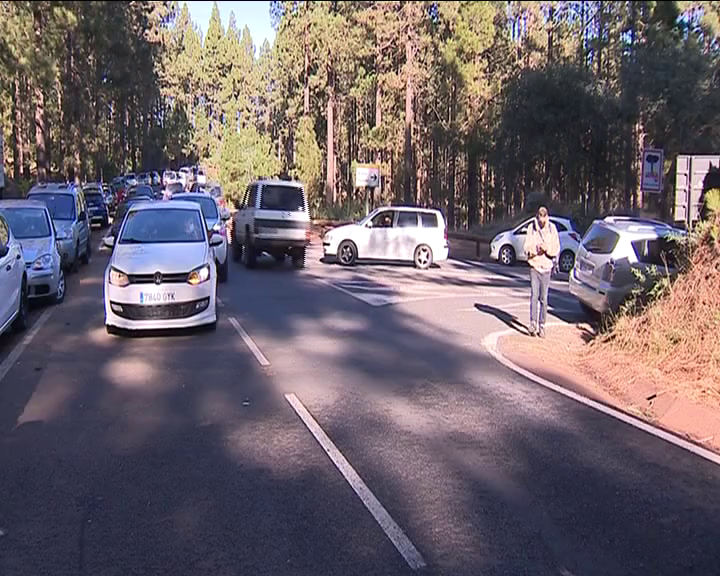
[641, 148, 664, 193]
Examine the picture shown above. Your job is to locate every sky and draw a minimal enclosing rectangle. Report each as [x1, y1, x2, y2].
[185, 1, 275, 51]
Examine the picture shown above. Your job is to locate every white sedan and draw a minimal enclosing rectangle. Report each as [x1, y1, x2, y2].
[102, 201, 223, 334]
[489, 215, 581, 273]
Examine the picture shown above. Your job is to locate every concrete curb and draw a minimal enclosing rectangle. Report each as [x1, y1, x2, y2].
[482, 327, 720, 468]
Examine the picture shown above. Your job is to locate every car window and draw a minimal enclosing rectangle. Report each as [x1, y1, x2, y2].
[0, 215, 9, 246]
[514, 220, 532, 235]
[420, 212, 439, 228]
[631, 237, 679, 269]
[397, 212, 419, 228]
[85, 193, 104, 206]
[259, 185, 305, 211]
[582, 224, 620, 255]
[172, 196, 218, 219]
[371, 210, 395, 228]
[119, 209, 206, 244]
[551, 219, 567, 232]
[29, 193, 76, 220]
[1, 208, 52, 239]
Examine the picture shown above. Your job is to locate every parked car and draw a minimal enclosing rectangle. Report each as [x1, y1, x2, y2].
[27, 182, 91, 273]
[0, 199, 65, 303]
[569, 216, 685, 316]
[102, 201, 223, 334]
[489, 215, 581, 273]
[322, 206, 449, 269]
[171, 192, 230, 282]
[0, 210, 29, 336]
[231, 179, 311, 269]
[83, 184, 110, 228]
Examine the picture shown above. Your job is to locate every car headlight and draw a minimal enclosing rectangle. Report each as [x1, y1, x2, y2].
[324, 232, 332, 243]
[32, 254, 53, 270]
[187, 264, 211, 286]
[109, 267, 130, 287]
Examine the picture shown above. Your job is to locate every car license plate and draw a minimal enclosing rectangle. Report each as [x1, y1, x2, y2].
[139, 292, 176, 304]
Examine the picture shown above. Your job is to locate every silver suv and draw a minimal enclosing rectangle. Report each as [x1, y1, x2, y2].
[569, 216, 685, 315]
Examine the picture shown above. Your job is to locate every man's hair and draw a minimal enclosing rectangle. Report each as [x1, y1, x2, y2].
[537, 206, 548, 217]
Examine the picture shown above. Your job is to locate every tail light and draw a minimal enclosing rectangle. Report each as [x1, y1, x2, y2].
[570, 231, 581, 243]
[601, 259, 616, 283]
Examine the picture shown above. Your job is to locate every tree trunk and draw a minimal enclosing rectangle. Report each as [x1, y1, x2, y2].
[12, 73, 23, 181]
[467, 143, 478, 227]
[22, 76, 31, 179]
[403, 36, 414, 204]
[33, 6, 47, 182]
[303, 22, 310, 116]
[325, 56, 336, 205]
[448, 144, 456, 230]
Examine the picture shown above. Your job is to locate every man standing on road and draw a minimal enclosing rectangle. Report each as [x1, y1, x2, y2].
[523, 206, 560, 338]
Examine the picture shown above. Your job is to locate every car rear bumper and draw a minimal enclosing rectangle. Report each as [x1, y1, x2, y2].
[254, 237, 309, 251]
[569, 269, 627, 313]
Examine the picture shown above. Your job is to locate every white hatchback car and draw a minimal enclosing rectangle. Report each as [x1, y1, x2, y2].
[103, 201, 223, 334]
[489, 215, 581, 273]
[0, 211, 29, 337]
[323, 206, 449, 269]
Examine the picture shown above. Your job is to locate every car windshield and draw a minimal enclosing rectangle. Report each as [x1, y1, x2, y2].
[85, 193, 104, 206]
[1, 208, 52, 239]
[260, 185, 306, 211]
[119, 208, 206, 244]
[29, 193, 75, 220]
[172, 196, 218, 219]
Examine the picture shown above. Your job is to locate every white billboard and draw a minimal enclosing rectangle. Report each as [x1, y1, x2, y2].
[355, 163, 380, 188]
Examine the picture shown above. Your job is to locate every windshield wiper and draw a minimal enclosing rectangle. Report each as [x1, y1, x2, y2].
[119, 238, 145, 244]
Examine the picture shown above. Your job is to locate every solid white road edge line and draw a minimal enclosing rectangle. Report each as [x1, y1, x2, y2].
[0, 307, 55, 385]
[284, 393, 427, 571]
[228, 316, 269, 367]
[483, 328, 720, 467]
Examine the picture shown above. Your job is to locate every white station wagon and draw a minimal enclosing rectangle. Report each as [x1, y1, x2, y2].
[323, 206, 449, 269]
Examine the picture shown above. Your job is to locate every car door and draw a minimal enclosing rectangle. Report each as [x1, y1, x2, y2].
[511, 218, 533, 262]
[394, 211, 420, 260]
[74, 192, 88, 251]
[0, 215, 21, 328]
[365, 209, 396, 259]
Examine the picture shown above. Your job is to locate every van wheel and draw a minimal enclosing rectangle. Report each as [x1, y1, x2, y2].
[13, 278, 29, 333]
[243, 236, 257, 269]
[231, 231, 241, 262]
[337, 240, 357, 266]
[414, 244, 433, 270]
[71, 244, 80, 273]
[81, 236, 91, 264]
[292, 248, 305, 269]
[52, 268, 66, 304]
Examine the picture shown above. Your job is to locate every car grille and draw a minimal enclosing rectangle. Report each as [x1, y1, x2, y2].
[110, 298, 209, 320]
[127, 272, 188, 284]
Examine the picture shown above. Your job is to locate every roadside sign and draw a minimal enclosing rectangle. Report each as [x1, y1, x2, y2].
[355, 163, 380, 188]
[641, 148, 664, 193]
[674, 154, 720, 225]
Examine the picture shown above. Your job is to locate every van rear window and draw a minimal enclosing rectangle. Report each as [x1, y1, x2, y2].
[420, 213, 438, 228]
[631, 237, 679, 268]
[582, 224, 620, 254]
[260, 185, 306, 212]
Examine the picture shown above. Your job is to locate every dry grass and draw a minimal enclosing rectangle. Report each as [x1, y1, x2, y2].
[585, 213, 720, 408]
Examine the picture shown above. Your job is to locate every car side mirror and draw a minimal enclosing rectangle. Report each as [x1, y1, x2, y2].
[0, 244, 8, 258]
[209, 233, 223, 247]
[103, 235, 116, 248]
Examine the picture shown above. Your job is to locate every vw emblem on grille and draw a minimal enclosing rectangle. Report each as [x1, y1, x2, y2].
[153, 272, 163, 285]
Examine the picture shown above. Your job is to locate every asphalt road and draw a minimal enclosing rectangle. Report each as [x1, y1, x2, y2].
[1, 233, 720, 576]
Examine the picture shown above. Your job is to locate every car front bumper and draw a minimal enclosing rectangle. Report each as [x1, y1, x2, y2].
[27, 264, 62, 298]
[104, 278, 217, 330]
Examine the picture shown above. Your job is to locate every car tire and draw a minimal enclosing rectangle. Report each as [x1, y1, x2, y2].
[580, 302, 600, 319]
[243, 235, 257, 269]
[337, 240, 357, 266]
[52, 268, 66, 304]
[71, 244, 80, 273]
[81, 237, 91, 265]
[231, 230, 241, 262]
[559, 250, 575, 273]
[106, 324, 121, 336]
[292, 248, 306, 269]
[12, 278, 29, 333]
[413, 244, 433, 270]
[217, 256, 229, 283]
[499, 244, 516, 266]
